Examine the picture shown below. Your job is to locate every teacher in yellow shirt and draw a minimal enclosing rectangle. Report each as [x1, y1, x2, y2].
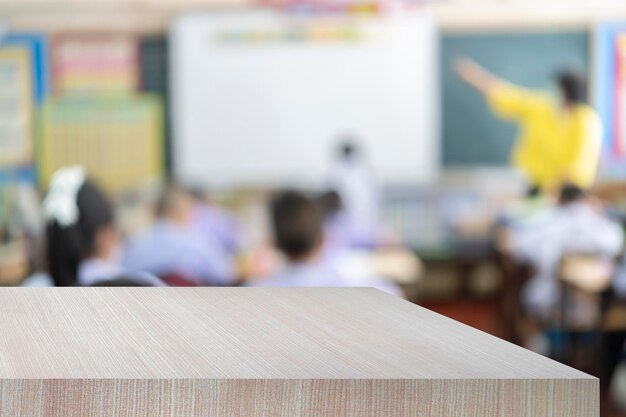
[455, 59, 602, 194]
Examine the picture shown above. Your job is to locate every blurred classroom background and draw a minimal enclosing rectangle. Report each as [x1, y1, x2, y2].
[2, 0, 626, 415]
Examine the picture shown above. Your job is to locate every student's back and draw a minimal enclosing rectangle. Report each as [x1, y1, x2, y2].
[510, 185, 623, 317]
[254, 190, 400, 296]
[121, 185, 236, 286]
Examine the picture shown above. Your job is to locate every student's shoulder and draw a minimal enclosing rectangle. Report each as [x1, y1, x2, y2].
[247, 274, 289, 288]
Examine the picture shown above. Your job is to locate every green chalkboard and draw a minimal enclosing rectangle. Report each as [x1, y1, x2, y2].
[441, 31, 589, 166]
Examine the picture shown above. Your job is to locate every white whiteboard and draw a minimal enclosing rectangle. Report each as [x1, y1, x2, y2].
[170, 11, 438, 188]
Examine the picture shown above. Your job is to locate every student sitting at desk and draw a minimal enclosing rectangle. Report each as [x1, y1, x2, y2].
[188, 187, 242, 257]
[122, 185, 236, 286]
[44, 166, 161, 287]
[507, 184, 624, 321]
[254, 190, 400, 296]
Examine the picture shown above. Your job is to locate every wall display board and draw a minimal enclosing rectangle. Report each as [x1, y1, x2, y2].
[52, 34, 139, 95]
[0, 47, 34, 172]
[595, 22, 626, 179]
[170, 11, 438, 188]
[40, 96, 164, 193]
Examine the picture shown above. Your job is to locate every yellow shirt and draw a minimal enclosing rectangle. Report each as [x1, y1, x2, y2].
[488, 83, 602, 190]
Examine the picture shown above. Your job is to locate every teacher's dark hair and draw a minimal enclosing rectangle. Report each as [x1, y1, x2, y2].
[556, 70, 587, 105]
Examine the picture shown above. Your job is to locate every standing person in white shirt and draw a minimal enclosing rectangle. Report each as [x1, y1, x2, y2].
[328, 140, 382, 250]
[509, 184, 624, 321]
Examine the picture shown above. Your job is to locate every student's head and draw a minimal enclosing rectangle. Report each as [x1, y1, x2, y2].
[186, 184, 210, 204]
[559, 183, 586, 205]
[337, 138, 359, 161]
[555, 70, 587, 105]
[318, 190, 343, 219]
[156, 184, 194, 224]
[44, 167, 116, 286]
[271, 190, 323, 261]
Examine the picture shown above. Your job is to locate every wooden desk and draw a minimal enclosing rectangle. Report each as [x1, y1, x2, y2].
[0, 288, 597, 416]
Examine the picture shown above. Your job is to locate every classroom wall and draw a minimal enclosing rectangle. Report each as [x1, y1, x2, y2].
[2, 0, 626, 32]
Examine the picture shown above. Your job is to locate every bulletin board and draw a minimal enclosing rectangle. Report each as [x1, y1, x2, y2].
[1, 33, 51, 185]
[51, 34, 139, 95]
[594, 22, 626, 179]
[170, 11, 439, 188]
[0, 47, 34, 169]
[2, 33, 49, 105]
[40, 96, 164, 193]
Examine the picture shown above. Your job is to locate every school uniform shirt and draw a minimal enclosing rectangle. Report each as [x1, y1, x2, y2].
[121, 220, 236, 286]
[488, 83, 602, 190]
[510, 202, 624, 319]
[191, 203, 242, 256]
[323, 211, 354, 255]
[254, 251, 401, 297]
[77, 258, 164, 287]
[328, 158, 381, 249]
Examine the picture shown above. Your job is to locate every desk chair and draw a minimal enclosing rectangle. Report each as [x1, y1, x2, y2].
[556, 254, 615, 372]
[90, 277, 154, 287]
[160, 273, 199, 287]
[493, 227, 532, 345]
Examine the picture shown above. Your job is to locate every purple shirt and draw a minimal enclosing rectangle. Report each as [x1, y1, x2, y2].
[122, 220, 236, 286]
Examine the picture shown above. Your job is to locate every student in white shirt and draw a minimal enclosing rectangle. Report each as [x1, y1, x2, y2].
[255, 190, 400, 296]
[44, 166, 162, 287]
[509, 184, 624, 320]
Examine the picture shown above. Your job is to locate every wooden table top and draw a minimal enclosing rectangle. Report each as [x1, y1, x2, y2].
[0, 287, 589, 381]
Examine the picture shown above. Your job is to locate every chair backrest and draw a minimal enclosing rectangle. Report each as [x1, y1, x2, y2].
[160, 273, 199, 287]
[90, 277, 153, 287]
[559, 254, 614, 294]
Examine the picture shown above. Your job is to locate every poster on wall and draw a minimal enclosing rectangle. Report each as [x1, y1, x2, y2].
[40, 96, 164, 193]
[615, 35, 626, 157]
[0, 47, 33, 170]
[2, 33, 49, 106]
[52, 34, 139, 95]
[594, 22, 626, 178]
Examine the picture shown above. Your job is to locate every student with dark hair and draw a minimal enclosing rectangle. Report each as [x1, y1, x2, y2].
[43, 166, 161, 287]
[271, 191, 323, 261]
[255, 190, 400, 295]
[455, 60, 601, 194]
[558, 183, 586, 205]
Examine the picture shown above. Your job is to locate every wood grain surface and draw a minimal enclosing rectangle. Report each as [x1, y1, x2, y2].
[0, 288, 597, 416]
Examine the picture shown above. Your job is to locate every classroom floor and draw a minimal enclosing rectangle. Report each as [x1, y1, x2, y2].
[421, 299, 626, 417]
